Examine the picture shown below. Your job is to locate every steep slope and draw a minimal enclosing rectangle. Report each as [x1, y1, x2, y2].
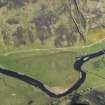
[0, 0, 104, 52]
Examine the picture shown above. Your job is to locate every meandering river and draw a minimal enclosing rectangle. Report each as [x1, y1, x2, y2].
[0, 49, 105, 98]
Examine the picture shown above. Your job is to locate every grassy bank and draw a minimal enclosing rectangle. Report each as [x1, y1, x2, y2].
[0, 36, 105, 105]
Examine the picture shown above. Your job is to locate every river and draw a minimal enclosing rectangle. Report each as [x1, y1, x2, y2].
[0, 49, 105, 98]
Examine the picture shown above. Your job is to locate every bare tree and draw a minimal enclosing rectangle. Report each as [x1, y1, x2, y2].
[67, 0, 86, 42]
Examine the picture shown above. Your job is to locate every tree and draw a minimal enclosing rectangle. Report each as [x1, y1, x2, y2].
[12, 27, 26, 47]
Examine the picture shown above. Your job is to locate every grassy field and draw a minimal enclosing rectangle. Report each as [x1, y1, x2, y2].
[0, 49, 80, 105]
[0, 51, 80, 88]
[78, 54, 105, 93]
[0, 38, 105, 104]
[75, 40, 105, 95]
[0, 74, 51, 105]
[0, 0, 105, 105]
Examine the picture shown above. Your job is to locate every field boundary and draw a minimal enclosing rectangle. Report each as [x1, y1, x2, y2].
[2, 37, 105, 56]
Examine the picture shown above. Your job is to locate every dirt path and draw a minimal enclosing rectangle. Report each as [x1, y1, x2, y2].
[2, 37, 105, 56]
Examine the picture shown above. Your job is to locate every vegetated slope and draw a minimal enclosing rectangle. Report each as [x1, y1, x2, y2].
[1, 0, 105, 52]
[0, 0, 85, 50]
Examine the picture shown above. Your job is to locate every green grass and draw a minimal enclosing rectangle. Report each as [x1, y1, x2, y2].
[0, 74, 51, 105]
[0, 49, 80, 105]
[0, 51, 80, 88]
[0, 0, 105, 105]
[77, 53, 105, 94]
[0, 33, 105, 105]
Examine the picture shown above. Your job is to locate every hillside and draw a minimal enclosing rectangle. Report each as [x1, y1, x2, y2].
[0, 0, 105, 52]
